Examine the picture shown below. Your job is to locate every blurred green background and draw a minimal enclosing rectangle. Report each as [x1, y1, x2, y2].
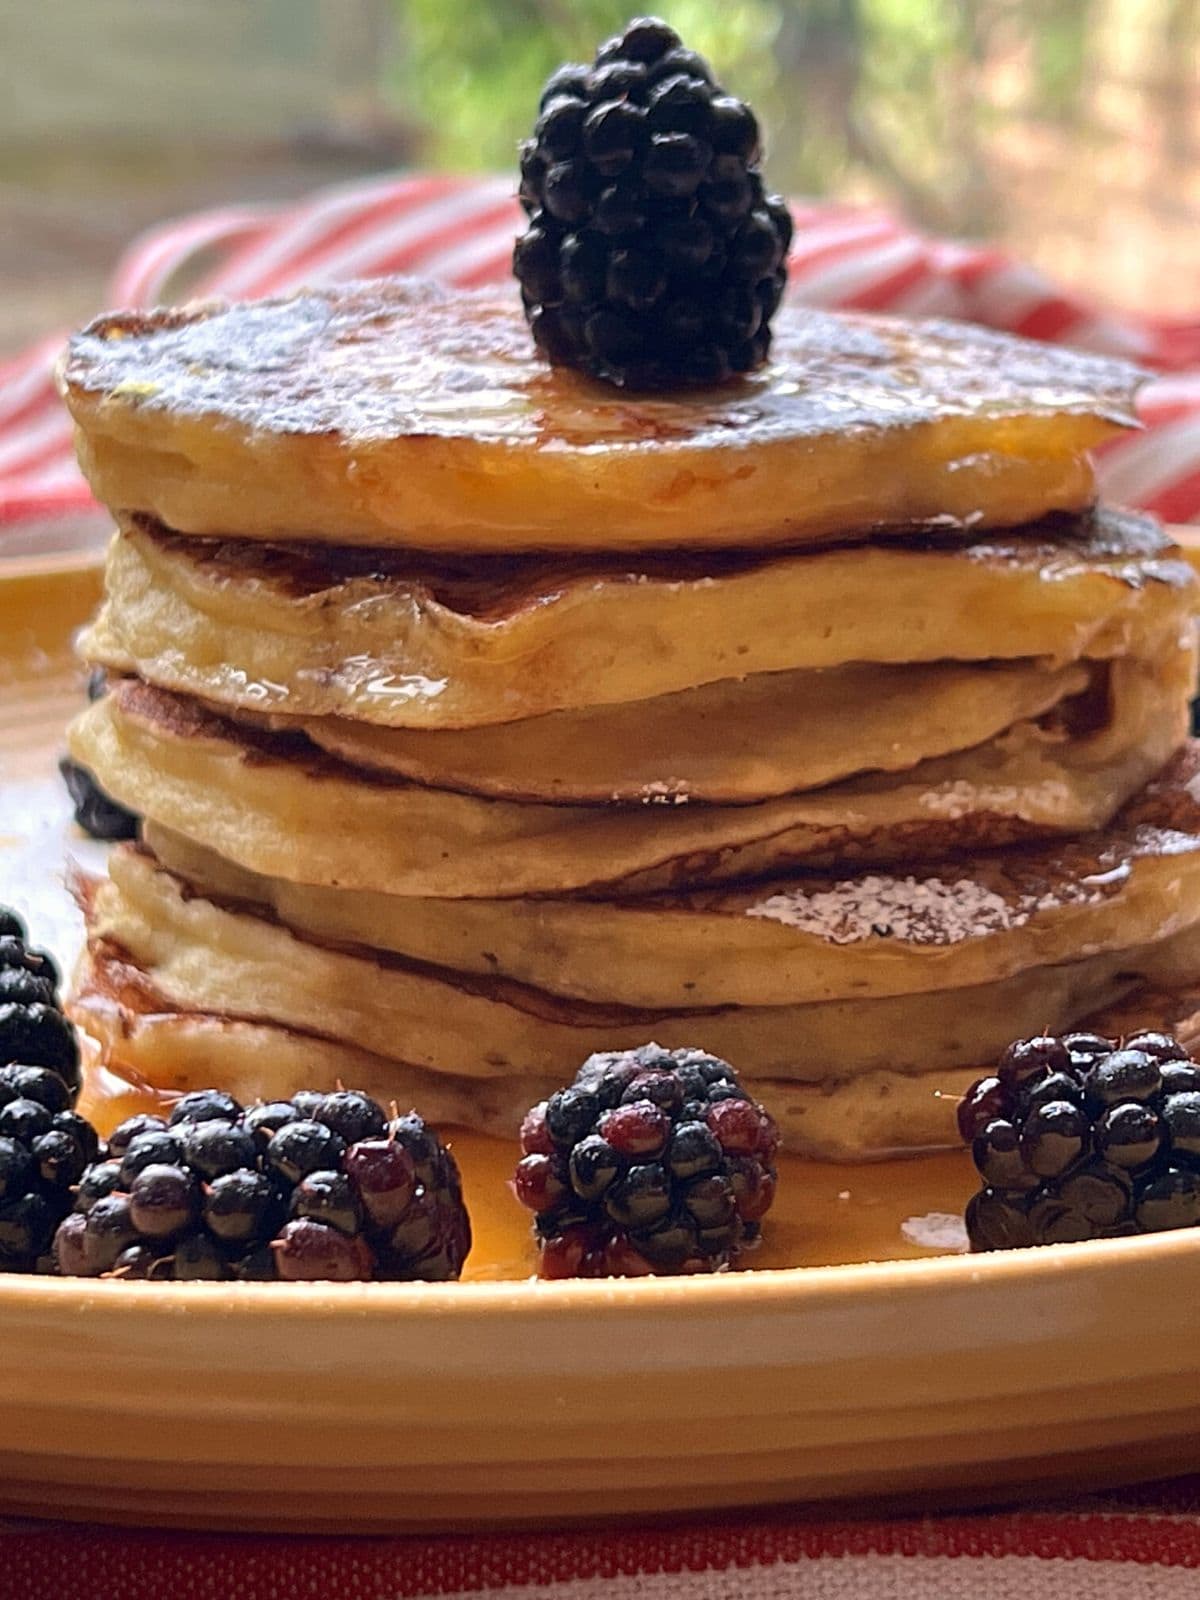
[1, 0, 1197, 356]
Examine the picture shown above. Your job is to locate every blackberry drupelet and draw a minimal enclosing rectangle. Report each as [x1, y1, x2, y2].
[514, 16, 792, 389]
[960, 1030, 1200, 1250]
[60, 670, 138, 840]
[54, 1088, 471, 1282]
[514, 1043, 779, 1277]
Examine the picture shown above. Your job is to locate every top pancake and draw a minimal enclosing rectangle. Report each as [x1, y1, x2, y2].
[60, 278, 1144, 552]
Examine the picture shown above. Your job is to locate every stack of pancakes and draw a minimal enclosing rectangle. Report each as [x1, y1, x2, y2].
[59, 279, 1200, 1159]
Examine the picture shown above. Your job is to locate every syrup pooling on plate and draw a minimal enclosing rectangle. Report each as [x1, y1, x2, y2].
[74, 1055, 975, 1279]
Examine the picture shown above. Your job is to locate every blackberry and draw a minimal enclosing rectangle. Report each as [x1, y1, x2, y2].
[0, 916, 77, 1092]
[59, 757, 139, 842]
[960, 1029, 1200, 1251]
[514, 1043, 778, 1277]
[60, 671, 138, 841]
[514, 16, 791, 389]
[0, 913, 87, 1268]
[53, 1087, 471, 1282]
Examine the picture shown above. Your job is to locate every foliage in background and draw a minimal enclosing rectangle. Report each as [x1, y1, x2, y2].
[392, 0, 1199, 299]
[394, 0, 1111, 233]
[397, 3, 778, 171]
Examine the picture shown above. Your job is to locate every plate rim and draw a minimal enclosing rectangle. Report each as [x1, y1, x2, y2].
[0, 1220, 1192, 1314]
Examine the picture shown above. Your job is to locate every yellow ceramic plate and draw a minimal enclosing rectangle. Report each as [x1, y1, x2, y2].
[4, 548, 1200, 1534]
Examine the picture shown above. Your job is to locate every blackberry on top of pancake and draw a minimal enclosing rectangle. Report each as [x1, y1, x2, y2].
[513, 16, 791, 389]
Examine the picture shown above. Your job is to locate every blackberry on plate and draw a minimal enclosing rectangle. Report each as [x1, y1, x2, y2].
[0, 910, 78, 1096]
[0, 1066, 90, 1271]
[55, 1088, 471, 1282]
[959, 1030, 1200, 1250]
[514, 1043, 779, 1278]
[0, 905, 88, 1271]
[514, 16, 792, 389]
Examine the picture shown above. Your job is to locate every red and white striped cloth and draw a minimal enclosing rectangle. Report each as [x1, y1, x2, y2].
[7, 1485, 1200, 1597]
[3, 171, 1200, 532]
[6, 173, 1200, 1593]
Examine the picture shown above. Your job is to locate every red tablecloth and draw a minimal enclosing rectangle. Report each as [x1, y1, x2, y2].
[2, 173, 1199, 530]
[4, 175, 1200, 1593]
[6, 1486, 1200, 1596]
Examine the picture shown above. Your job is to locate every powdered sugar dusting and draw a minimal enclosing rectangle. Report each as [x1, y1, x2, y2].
[916, 778, 1050, 820]
[746, 874, 1027, 945]
[632, 780, 692, 806]
[739, 825, 1187, 945]
[901, 1212, 969, 1252]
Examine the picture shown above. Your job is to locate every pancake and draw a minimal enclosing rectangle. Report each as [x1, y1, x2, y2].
[141, 743, 1200, 1007]
[69, 916, 1200, 1162]
[59, 280, 1142, 552]
[82, 507, 1195, 727]
[81, 842, 1200, 1092]
[68, 651, 1194, 897]
[258, 657, 1094, 806]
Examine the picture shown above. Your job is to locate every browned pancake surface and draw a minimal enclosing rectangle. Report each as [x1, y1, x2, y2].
[63, 280, 1144, 451]
[119, 503, 1187, 624]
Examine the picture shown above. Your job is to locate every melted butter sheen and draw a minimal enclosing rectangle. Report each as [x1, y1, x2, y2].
[64, 279, 1144, 450]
